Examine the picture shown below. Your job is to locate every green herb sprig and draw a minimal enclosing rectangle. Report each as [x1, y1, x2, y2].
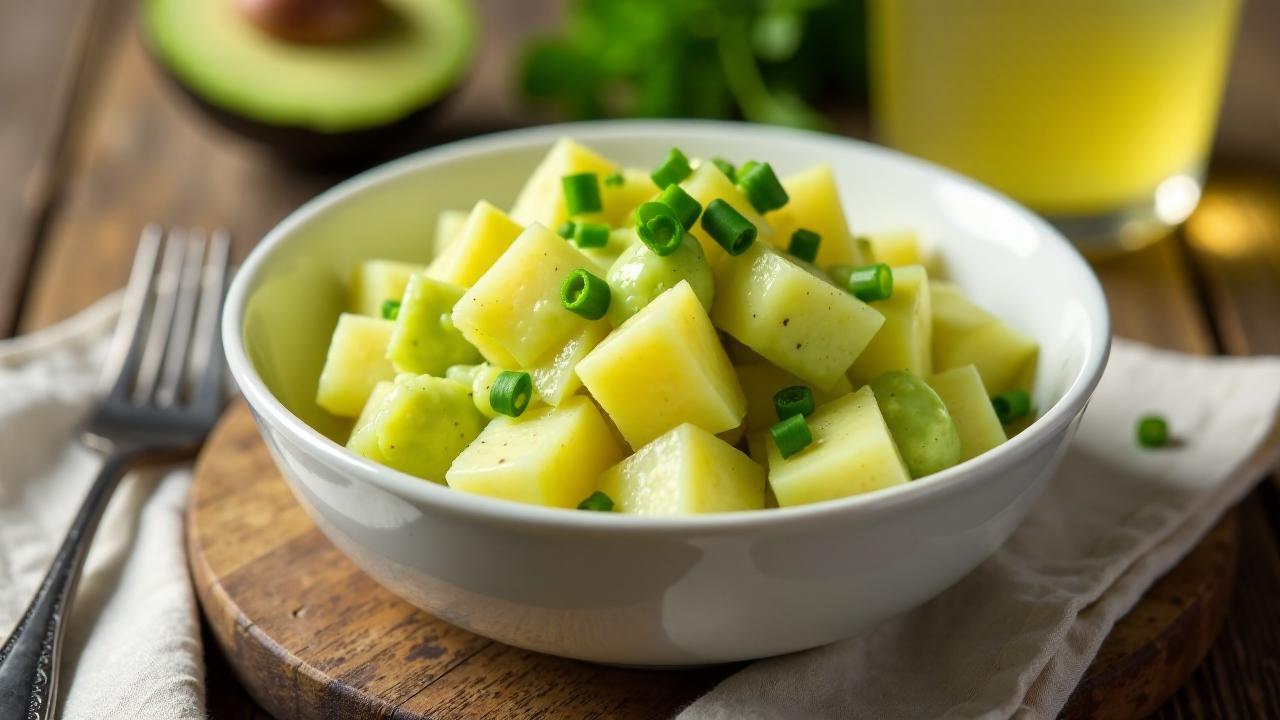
[519, 0, 868, 130]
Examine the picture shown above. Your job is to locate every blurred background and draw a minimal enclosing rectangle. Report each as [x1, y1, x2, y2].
[2, 2, 1280, 716]
[2, 1, 1277, 339]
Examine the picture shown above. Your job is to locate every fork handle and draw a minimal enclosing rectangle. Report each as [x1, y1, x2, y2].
[0, 451, 136, 720]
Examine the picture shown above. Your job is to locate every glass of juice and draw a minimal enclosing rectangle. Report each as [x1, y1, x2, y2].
[868, 0, 1241, 255]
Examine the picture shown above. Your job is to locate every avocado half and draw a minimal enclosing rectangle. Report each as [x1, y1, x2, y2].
[141, 0, 475, 165]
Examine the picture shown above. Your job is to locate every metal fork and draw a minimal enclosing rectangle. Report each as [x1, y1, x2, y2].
[0, 226, 231, 720]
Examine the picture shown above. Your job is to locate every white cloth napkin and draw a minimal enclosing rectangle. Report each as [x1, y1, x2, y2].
[0, 296, 204, 720]
[4, 302, 1279, 720]
[682, 343, 1280, 720]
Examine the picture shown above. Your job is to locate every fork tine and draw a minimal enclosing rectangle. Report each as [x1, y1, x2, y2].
[155, 230, 207, 407]
[189, 229, 231, 412]
[132, 229, 187, 404]
[100, 225, 163, 398]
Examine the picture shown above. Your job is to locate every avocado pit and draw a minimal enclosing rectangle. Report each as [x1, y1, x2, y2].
[235, 0, 384, 45]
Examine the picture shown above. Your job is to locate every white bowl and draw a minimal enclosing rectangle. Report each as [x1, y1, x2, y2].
[223, 120, 1110, 666]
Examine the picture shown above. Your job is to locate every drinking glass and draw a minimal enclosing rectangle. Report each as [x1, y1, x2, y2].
[868, 0, 1241, 254]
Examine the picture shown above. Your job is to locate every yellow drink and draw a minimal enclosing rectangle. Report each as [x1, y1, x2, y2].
[870, 0, 1239, 246]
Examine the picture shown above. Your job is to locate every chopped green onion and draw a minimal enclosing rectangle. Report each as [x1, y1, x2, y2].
[577, 491, 614, 511]
[561, 172, 602, 215]
[711, 157, 737, 182]
[855, 235, 874, 262]
[737, 160, 760, 180]
[788, 229, 821, 263]
[603, 171, 625, 187]
[847, 263, 894, 302]
[636, 201, 684, 256]
[573, 222, 610, 249]
[557, 220, 577, 239]
[490, 371, 533, 418]
[561, 268, 611, 320]
[992, 389, 1032, 425]
[770, 414, 813, 459]
[737, 162, 789, 214]
[380, 299, 400, 321]
[1136, 415, 1169, 448]
[774, 385, 814, 421]
[656, 184, 703, 230]
[701, 199, 758, 256]
[650, 148, 692, 189]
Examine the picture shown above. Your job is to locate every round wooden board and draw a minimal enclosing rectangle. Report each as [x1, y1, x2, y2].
[189, 402, 1239, 720]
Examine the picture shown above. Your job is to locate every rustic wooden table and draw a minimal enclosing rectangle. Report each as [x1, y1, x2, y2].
[4, 1, 1280, 718]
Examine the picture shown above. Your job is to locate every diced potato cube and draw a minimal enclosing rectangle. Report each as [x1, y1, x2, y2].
[718, 422, 746, 447]
[746, 430, 769, 469]
[455, 327, 519, 370]
[446, 396, 625, 508]
[426, 200, 524, 288]
[764, 387, 911, 507]
[927, 364, 1007, 461]
[744, 433, 781, 506]
[452, 223, 607, 367]
[578, 281, 746, 449]
[353, 380, 394, 434]
[346, 422, 385, 463]
[349, 260, 426, 317]
[735, 362, 853, 432]
[930, 282, 986, 335]
[434, 209, 470, 256]
[745, 432, 782, 507]
[528, 322, 610, 406]
[712, 244, 884, 390]
[599, 424, 766, 515]
[723, 335, 768, 365]
[679, 163, 774, 265]
[932, 282, 1038, 394]
[347, 378, 400, 463]
[766, 165, 864, 267]
[386, 274, 481, 376]
[601, 168, 659, 226]
[510, 138, 619, 230]
[347, 374, 486, 482]
[863, 229, 921, 267]
[848, 265, 932, 384]
[316, 314, 397, 417]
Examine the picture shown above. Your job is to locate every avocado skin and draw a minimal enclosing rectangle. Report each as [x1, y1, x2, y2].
[152, 59, 459, 169]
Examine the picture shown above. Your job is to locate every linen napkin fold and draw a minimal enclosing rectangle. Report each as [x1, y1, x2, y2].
[681, 343, 1280, 720]
[4, 301, 1280, 720]
[0, 295, 204, 720]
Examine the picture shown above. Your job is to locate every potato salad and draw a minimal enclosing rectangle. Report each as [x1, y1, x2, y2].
[315, 139, 1039, 515]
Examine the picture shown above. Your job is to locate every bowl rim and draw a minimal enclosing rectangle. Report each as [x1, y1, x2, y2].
[222, 119, 1111, 535]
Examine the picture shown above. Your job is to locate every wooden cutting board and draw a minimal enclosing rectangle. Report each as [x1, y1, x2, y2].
[189, 401, 1239, 720]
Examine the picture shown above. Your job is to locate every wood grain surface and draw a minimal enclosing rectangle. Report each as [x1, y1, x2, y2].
[15, 0, 554, 334]
[4, 0, 1280, 716]
[1170, 176, 1280, 715]
[1060, 514, 1238, 720]
[181, 188, 1280, 720]
[188, 404, 738, 720]
[186, 402, 1237, 720]
[0, 0, 99, 333]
